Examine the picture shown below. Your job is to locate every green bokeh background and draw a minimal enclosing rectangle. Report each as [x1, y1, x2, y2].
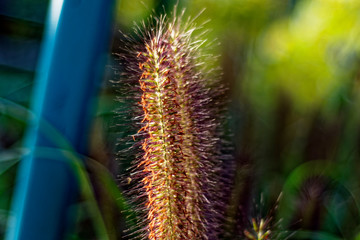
[2, 0, 360, 239]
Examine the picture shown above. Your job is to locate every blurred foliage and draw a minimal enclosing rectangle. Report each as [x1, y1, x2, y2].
[250, 0, 360, 113]
[114, 0, 156, 30]
[2, 0, 360, 239]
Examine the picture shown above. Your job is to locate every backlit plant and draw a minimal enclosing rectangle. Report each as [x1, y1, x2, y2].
[115, 7, 227, 240]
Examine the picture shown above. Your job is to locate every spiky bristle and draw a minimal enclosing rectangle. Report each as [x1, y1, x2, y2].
[114, 6, 228, 240]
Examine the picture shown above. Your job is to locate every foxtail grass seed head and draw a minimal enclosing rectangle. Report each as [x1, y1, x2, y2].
[114, 6, 228, 240]
[243, 193, 292, 240]
[244, 218, 271, 240]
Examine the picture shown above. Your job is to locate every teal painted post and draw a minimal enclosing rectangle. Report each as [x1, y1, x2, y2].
[5, 0, 115, 239]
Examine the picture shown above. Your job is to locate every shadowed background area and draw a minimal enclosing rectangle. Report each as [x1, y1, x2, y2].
[2, 0, 360, 239]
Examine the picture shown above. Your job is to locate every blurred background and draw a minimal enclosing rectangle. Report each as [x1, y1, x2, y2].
[2, 0, 360, 239]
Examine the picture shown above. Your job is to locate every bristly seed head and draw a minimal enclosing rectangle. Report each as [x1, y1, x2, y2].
[115, 6, 228, 240]
[244, 218, 271, 240]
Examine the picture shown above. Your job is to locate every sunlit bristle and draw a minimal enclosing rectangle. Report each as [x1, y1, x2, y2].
[115, 6, 228, 240]
[244, 218, 271, 240]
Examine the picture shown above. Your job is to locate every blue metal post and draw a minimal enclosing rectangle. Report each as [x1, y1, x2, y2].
[6, 0, 115, 239]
